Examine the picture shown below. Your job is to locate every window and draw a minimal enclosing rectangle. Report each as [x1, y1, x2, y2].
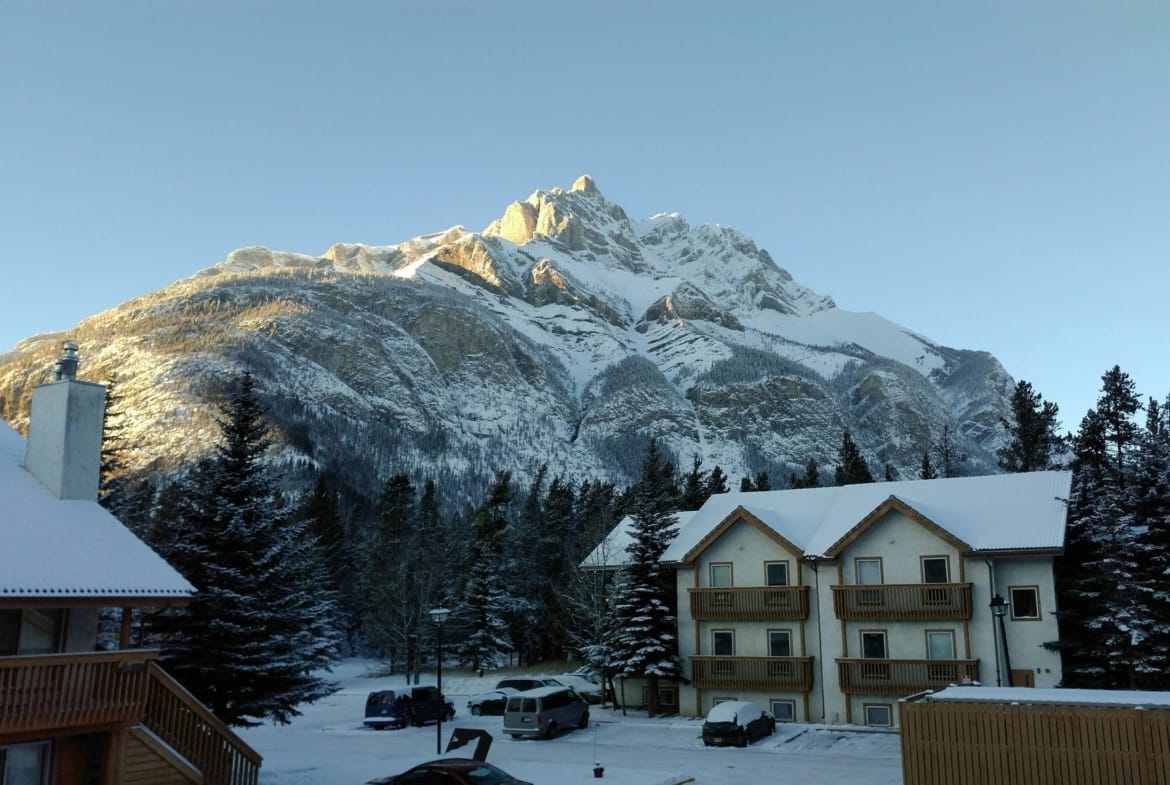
[765, 562, 789, 586]
[709, 563, 733, 588]
[921, 556, 950, 584]
[856, 558, 883, 585]
[1, 742, 50, 785]
[1010, 586, 1040, 620]
[643, 685, 677, 707]
[768, 630, 792, 658]
[770, 700, 796, 722]
[860, 631, 889, 679]
[864, 704, 893, 727]
[926, 630, 957, 682]
[856, 558, 883, 606]
[712, 630, 735, 656]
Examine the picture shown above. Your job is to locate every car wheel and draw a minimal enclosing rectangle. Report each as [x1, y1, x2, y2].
[543, 722, 558, 740]
[578, 711, 589, 730]
[737, 729, 748, 747]
[471, 705, 482, 716]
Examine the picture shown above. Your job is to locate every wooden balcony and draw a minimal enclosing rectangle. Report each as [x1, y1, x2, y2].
[0, 649, 154, 737]
[836, 658, 979, 695]
[0, 650, 260, 785]
[831, 583, 973, 620]
[691, 656, 815, 692]
[689, 586, 810, 621]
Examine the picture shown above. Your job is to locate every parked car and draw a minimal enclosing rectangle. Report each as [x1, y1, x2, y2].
[367, 757, 533, 785]
[503, 685, 590, 740]
[553, 673, 606, 704]
[701, 700, 775, 747]
[364, 686, 455, 730]
[466, 677, 564, 715]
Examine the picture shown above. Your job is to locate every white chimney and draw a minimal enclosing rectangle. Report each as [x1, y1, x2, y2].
[24, 342, 107, 500]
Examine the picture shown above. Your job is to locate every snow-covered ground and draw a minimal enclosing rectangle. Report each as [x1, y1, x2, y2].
[237, 660, 905, 785]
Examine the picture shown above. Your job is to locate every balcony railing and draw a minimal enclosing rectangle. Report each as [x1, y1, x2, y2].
[836, 658, 979, 695]
[0, 649, 154, 737]
[831, 583, 973, 620]
[689, 586, 810, 620]
[691, 656, 815, 692]
[145, 662, 262, 785]
[0, 650, 260, 785]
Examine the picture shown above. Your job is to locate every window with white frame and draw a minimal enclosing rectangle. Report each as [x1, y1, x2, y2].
[712, 629, 735, 656]
[1009, 586, 1040, 620]
[1, 741, 51, 785]
[926, 630, 955, 660]
[765, 561, 789, 586]
[864, 704, 893, 727]
[920, 556, 950, 584]
[709, 562, 733, 588]
[770, 700, 796, 722]
[856, 558, 883, 585]
[768, 630, 793, 658]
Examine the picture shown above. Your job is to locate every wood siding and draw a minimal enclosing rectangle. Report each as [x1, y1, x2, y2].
[688, 586, 810, 621]
[121, 728, 202, 785]
[901, 698, 1170, 785]
[831, 583, 973, 620]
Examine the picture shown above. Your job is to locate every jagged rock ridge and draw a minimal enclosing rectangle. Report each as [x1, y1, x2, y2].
[0, 176, 1014, 507]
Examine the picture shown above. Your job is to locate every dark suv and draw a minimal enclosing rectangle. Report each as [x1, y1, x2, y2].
[364, 685, 455, 730]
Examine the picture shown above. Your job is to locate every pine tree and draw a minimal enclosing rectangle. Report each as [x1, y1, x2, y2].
[919, 449, 937, 480]
[681, 454, 708, 511]
[1095, 365, 1142, 479]
[148, 372, 339, 725]
[456, 471, 514, 671]
[613, 440, 683, 716]
[1134, 396, 1170, 686]
[997, 380, 1063, 472]
[790, 460, 819, 489]
[834, 432, 874, 486]
[933, 424, 967, 478]
[362, 474, 418, 662]
[753, 471, 772, 491]
[705, 465, 729, 497]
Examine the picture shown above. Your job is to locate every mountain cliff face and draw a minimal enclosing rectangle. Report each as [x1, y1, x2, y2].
[0, 175, 1013, 506]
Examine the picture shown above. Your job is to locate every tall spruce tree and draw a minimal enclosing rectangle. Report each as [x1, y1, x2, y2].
[1134, 396, 1170, 685]
[456, 472, 514, 671]
[998, 380, 1063, 472]
[790, 460, 819, 489]
[149, 372, 339, 725]
[834, 431, 874, 486]
[918, 449, 937, 480]
[613, 440, 682, 716]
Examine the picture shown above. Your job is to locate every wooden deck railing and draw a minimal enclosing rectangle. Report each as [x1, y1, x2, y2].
[836, 658, 979, 695]
[0, 649, 156, 736]
[689, 586, 810, 620]
[144, 662, 262, 785]
[831, 583, 973, 620]
[0, 651, 260, 785]
[691, 656, 815, 692]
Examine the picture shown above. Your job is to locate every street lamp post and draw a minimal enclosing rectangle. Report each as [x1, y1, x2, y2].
[989, 594, 1013, 687]
[429, 607, 451, 755]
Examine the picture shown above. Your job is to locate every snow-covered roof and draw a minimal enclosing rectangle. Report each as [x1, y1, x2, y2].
[602, 472, 1072, 566]
[0, 420, 194, 603]
[923, 686, 1170, 709]
[580, 511, 699, 568]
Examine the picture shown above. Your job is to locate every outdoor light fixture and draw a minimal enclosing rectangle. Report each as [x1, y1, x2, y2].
[430, 607, 450, 754]
[989, 594, 1013, 686]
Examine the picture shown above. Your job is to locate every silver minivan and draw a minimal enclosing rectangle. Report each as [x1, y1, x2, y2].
[502, 686, 590, 739]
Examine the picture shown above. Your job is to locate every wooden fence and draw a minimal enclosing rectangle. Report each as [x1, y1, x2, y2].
[901, 696, 1170, 785]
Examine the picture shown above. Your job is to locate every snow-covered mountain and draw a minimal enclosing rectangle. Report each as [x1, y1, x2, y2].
[0, 175, 1013, 506]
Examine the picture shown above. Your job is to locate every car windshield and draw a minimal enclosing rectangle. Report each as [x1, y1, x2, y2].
[464, 762, 517, 784]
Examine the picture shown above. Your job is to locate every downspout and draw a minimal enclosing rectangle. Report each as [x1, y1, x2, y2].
[985, 559, 1002, 687]
[810, 558, 827, 723]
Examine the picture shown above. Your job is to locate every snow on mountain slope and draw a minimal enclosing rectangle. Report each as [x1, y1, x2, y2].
[0, 176, 1013, 507]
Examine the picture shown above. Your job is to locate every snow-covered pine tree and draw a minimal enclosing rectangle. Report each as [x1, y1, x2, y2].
[997, 379, 1063, 472]
[149, 371, 339, 725]
[362, 474, 419, 663]
[834, 431, 875, 485]
[456, 471, 514, 672]
[918, 449, 937, 480]
[1135, 396, 1170, 686]
[613, 440, 682, 716]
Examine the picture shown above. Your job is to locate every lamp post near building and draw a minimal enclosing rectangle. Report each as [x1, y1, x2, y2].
[429, 607, 451, 754]
[989, 594, 1013, 687]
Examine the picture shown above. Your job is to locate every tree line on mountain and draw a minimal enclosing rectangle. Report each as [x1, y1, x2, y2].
[97, 362, 1170, 725]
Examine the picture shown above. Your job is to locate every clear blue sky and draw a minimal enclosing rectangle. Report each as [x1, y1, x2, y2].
[2, 1, 1166, 430]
